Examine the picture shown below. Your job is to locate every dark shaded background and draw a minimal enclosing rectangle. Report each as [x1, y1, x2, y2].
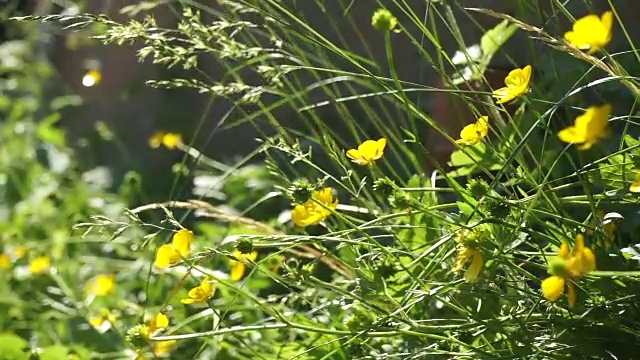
[3, 0, 639, 202]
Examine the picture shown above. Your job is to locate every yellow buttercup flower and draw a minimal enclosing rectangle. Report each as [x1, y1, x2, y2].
[29, 256, 51, 274]
[89, 316, 105, 328]
[89, 309, 116, 333]
[564, 11, 613, 54]
[453, 228, 486, 282]
[346, 138, 387, 166]
[149, 132, 165, 148]
[148, 132, 183, 150]
[153, 340, 177, 356]
[172, 229, 193, 257]
[149, 312, 169, 333]
[0, 253, 10, 269]
[181, 278, 215, 304]
[492, 65, 532, 104]
[291, 202, 325, 227]
[154, 229, 194, 269]
[541, 275, 566, 302]
[455, 116, 489, 146]
[229, 250, 259, 282]
[454, 246, 484, 283]
[291, 188, 338, 227]
[558, 104, 611, 150]
[154, 245, 180, 269]
[630, 172, 640, 193]
[82, 69, 102, 87]
[13, 246, 27, 259]
[85, 274, 116, 297]
[162, 133, 183, 149]
[541, 234, 596, 307]
[371, 8, 398, 33]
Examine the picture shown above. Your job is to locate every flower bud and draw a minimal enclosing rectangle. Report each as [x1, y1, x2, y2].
[236, 238, 254, 255]
[371, 8, 398, 33]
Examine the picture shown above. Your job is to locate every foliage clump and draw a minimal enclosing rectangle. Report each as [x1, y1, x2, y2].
[4, 1, 640, 359]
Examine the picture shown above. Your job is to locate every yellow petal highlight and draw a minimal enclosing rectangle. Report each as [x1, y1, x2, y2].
[13, 246, 27, 259]
[580, 247, 597, 273]
[558, 104, 611, 150]
[149, 132, 164, 149]
[29, 256, 51, 274]
[154, 244, 181, 269]
[0, 253, 9, 270]
[148, 131, 183, 149]
[558, 242, 570, 259]
[456, 116, 489, 146]
[153, 340, 177, 356]
[574, 233, 585, 253]
[567, 282, 577, 308]
[544, 233, 597, 307]
[630, 172, 640, 193]
[162, 133, 183, 149]
[541, 275, 565, 302]
[492, 65, 532, 104]
[291, 203, 324, 227]
[346, 138, 387, 166]
[172, 229, 194, 258]
[181, 278, 215, 304]
[557, 126, 584, 145]
[150, 312, 169, 333]
[89, 316, 106, 329]
[464, 251, 484, 283]
[156, 312, 169, 328]
[291, 188, 338, 227]
[89, 309, 115, 333]
[85, 274, 116, 297]
[564, 11, 613, 54]
[229, 261, 246, 282]
[229, 250, 258, 281]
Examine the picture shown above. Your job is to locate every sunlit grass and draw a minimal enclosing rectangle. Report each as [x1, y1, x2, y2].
[3, 0, 640, 359]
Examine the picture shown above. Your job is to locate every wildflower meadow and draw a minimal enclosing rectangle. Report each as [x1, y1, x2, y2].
[2, 0, 640, 359]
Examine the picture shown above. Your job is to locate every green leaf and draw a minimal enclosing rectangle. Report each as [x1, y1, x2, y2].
[596, 152, 636, 189]
[480, 19, 518, 61]
[457, 201, 476, 218]
[621, 244, 640, 262]
[36, 113, 66, 148]
[449, 142, 488, 167]
[447, 142, 500, 176]
[0, 333, 28, 360]
[40, 345, 70, 360]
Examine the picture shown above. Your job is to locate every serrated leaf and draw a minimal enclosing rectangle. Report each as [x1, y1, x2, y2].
[457, 201, 475, 218]
[449, 142, 488, 168]
[597, 152, 636, 188]
[621, 245, 640, 261]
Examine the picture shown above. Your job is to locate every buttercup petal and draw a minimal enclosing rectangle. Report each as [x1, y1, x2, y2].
[581, 247, 597, 273]
[153, 313, 169, 330]
[230, 261, 246, 282]
[558, 242, 570, 259]
[574, 234, 585, 254]
[346, 149, 360, 160]
[558, 126, 585, 144]
[464, 252, 484, 283]
[155, 244, 180, 269]
[541, 275, 565, 302]
[172, 229, 194, 258]
[567, 282, 578, 308]
[631, 173, 640, 193]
